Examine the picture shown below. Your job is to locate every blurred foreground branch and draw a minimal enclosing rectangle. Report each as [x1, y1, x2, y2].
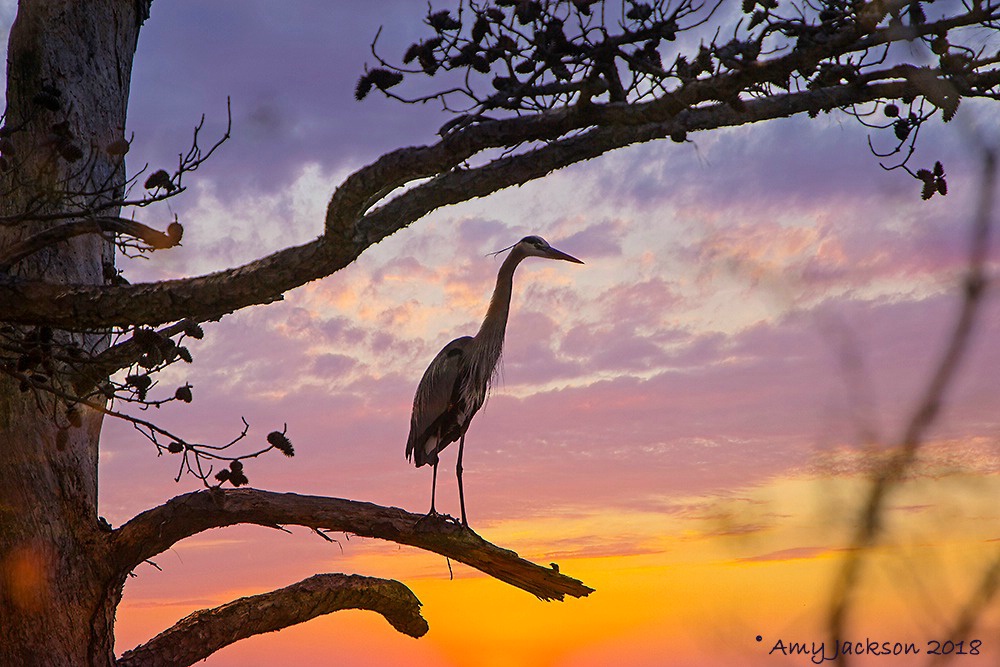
[828, 147, 996, 665]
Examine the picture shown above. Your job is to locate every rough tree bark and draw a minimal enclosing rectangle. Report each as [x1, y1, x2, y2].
[0, 1, 145, 665]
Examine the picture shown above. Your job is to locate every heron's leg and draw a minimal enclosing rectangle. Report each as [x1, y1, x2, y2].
[429, 459, 439, 515]
[456, 434, 468, 527]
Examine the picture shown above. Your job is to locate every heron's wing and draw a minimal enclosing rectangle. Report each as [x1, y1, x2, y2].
[406, 336, 473, 466]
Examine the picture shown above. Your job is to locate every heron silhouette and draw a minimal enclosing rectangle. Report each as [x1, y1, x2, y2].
[405, 235, 583, 527]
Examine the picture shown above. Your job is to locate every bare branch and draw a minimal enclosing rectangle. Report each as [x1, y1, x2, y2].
[0, 235, 342, 328]
[112, 489, 595, 601]
[0, 100, 231, 228]
[117, 574, 427, 667]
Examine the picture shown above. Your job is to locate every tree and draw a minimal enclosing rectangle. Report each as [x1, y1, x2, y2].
[0, 0, 998, 665]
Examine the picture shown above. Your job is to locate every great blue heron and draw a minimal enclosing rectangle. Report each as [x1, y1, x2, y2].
[405, 235, 583, 526]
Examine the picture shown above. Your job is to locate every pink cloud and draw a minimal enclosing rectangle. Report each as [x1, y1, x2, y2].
[681, 210, 972, 298]
[553, 218, 627, 260]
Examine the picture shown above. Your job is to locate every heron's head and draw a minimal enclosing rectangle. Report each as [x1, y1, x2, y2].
[515, 235, 584, 264]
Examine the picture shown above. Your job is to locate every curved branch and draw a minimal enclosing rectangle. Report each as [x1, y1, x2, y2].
[112, 489, 594, 601]
[1, 69, 998, 329]
[359, 71, 1000, 246]
[116, 573, 427, 667]
[326, 0, 994, 230]
[323, 106, 580, 234]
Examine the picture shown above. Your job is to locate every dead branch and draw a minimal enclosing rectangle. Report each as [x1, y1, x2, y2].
[112, 489, 595, 601]
[116, 573, 427, 667]
[0, 216, 179, 272]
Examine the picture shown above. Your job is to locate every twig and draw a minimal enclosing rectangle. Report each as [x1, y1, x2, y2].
[0, 217, 179, 272]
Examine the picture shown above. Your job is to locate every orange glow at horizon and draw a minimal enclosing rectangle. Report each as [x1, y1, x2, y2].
[115, 457, 1000, 666]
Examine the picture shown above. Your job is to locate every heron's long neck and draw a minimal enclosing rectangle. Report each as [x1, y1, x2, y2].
[471, 251, 523, 385]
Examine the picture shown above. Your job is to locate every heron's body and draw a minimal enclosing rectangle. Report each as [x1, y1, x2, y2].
[406, 236, 583, 526]
[406, 335, 475, 468]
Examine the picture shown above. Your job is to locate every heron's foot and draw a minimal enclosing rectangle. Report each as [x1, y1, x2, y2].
[414, 509, 450, 530]
[445, 513, 473, 532]
[413, 510, 437, 526]
[413, 510, 467, 532]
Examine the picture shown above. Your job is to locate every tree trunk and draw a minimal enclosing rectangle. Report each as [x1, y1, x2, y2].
[0, 1, 147, 664]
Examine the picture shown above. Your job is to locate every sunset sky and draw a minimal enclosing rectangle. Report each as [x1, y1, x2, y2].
[5, 1, 1000, 665]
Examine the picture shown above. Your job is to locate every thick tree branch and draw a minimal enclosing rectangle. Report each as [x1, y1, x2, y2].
[112, 489, 594, 601]
[117, 573, 427, 667]
[333, 0, 997, 228]
[0, 235, 346, 328]
[2, 66, 997, 331]
[359, 74, 991, 246]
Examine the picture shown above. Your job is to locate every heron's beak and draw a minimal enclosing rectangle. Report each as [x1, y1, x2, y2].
[545, 246, 584, 264]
